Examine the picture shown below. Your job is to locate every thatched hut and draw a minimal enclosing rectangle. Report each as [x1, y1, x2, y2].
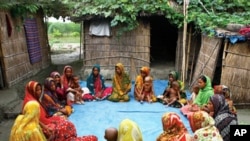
[0, 9, 50, 88]
[189, 28, 250, 105]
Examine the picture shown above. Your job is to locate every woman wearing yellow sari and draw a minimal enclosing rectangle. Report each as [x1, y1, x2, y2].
[9, 100, 47, 141]
[117, 119, 143, 141]
[108, 63, 132, 102]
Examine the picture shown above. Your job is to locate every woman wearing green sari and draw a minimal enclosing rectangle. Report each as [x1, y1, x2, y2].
[108, 63, 131, 102]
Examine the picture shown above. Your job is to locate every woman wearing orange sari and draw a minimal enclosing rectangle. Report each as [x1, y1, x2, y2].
[23, 81, 98, 141]
[134, 66, 150, 100]
[108, 63, 131, 102]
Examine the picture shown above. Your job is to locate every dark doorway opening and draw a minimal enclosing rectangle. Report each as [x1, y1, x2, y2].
[150, 16, 178, 66]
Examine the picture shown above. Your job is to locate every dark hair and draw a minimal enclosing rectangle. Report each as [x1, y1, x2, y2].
[199, 75, 207, 83]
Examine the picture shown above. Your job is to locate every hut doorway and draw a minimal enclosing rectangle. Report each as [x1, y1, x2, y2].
[150, 16, 178, 70]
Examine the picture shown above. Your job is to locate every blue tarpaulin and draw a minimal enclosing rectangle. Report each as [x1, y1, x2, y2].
[68, 80, 193, 141]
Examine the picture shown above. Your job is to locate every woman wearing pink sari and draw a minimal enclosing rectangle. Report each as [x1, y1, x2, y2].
[23, 81, 98, 141]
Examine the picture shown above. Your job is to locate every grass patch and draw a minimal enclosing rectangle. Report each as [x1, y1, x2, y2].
[48, 36, 80, 45]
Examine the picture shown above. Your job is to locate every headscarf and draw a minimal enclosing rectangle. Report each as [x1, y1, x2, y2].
[210, 94, 238, 141]
[188, 111, 223, 141]
[117, 119, 143, 141]
[194, 75, 214, 106]
[10, 101, 47, 141]
[22, 81, 61, 125]
[86, 64, 106, 94]
[50, 71, 61, 79]
[157, 112, 188, 141]
[113, 63, 131, 95]
[168, 71, 184, 91]
[135, 66, 150, 90]
[61, 65, 73, 88]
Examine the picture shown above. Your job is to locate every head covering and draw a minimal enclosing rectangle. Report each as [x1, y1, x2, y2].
[86, 64, 106, 94]
[169, 71, 179, 81]
[117, 119, 143, 141]
[50, 71, 61, 78]
[92, 64, 100, 72]
[115, 63, 125, 74]
[194, 75, 214, 106]
[61, 65, 73, 87]
[210, 94, 238, 140]
[44, 77, 55, 92]
[157, 112, 188, 141]
[10, 100, 47, 141]
[140, 66, 150, 76]
[188, 111, 223, 141]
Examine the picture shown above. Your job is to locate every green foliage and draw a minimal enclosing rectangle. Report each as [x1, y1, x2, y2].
[52, 29, 62, 38]
[187, 0, 250, 34]
[47, 22, 80, 35]
[72, 0, 184, 35]
[70, 32, 80, 37]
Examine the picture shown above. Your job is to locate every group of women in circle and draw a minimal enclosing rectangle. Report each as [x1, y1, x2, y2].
[9, 62, 238, 141]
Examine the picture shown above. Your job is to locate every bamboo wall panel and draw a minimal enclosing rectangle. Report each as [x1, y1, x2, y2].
[0, 10, 50, 87]
[190, 35, 222, 87]
[83, 20, 150, 76]
[221, 42, 250, 103]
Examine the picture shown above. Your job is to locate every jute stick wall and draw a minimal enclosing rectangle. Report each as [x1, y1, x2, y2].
[83, 20, 150, 74]
[0, 10, 50, 87]
[221, 42, 250, 104]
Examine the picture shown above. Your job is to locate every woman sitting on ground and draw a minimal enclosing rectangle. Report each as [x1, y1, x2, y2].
[86, 64, 112, 101]
[203, 94, 238, 141]
[23, 81, 98, 141]
[156, 112, 191, 141]
[44, 77, 72, 117]
[188, 111, 223, 141]
[134, 66, 150, 101]
[108, 63, 131, 102]
[10, 101, 47, 141]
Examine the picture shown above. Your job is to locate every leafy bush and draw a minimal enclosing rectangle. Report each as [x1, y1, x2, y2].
[70, 32, 80, 37]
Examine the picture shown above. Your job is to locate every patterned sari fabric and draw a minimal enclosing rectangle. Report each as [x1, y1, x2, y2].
[134, 66, 150, 100]
[157, 112, 190, 141]
[10, 101, 47, 141]
[194, 75, 214, 107]
[86, 64, 112, 100]
[108, 63, 131, 102]
[23, 81, 98, 141]
[210, 94, 238, 141]
[44, 77, 72, 116]
[188, 111, 223, 141]
[50, 71, 68, 102]
[117, 119, 143, 141]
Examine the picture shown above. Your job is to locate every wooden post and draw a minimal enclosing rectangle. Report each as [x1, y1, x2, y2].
[182, 0, 189, 83]
[185, 26, 192, 82]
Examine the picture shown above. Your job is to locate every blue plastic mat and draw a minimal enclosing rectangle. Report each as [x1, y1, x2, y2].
[69, 80, 193, 141]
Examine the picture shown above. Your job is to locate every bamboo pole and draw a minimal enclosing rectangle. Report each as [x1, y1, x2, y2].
[182, 0, 189, 83]
[185, 26, 192, 82]
[79, 21, 83, 60]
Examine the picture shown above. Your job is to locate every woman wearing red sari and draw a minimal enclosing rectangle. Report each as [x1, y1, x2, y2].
[23, 81, 98, 141]
[86, 64, 112, 100]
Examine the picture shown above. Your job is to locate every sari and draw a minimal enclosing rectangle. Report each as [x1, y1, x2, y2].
[50, 71, 68, 102]
[194, 75, 214, 107]
[23, 81, 98, 141]
[44, 77, 72, 116]
[117, 119, 143, 141]
[10, 101, 47, 141]
[108, 63, 131, 102]
[188, 111, 223, 141]
[157, 112, 190, 141]
[86, 64, 112, 100]
[210, 94, 238, 141]
[134, 66, 150, 100]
